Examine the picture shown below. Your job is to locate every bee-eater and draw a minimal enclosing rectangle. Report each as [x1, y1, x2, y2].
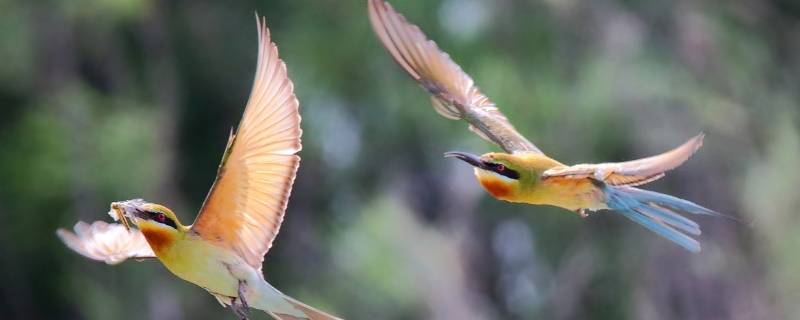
[57, 16, 341, 320]
[368, 0, 728, 252]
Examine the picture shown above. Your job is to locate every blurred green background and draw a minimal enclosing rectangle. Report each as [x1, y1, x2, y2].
[1, 0, 798, 319]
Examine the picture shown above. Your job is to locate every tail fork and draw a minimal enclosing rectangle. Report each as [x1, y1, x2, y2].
[599, 182, 724, 252]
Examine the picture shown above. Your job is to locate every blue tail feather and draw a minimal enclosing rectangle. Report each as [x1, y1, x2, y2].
[623, 208, 700, 252]
[618, 187, 720, 216]
[636, 204, 700, 235]
[601, 184, 721, 253]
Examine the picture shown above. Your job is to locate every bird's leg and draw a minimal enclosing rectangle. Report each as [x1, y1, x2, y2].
[230, 297, 249, 320]
[577, 208, 589, 218]
[238, 280, 249, 310]
[230, 281, 250, 320]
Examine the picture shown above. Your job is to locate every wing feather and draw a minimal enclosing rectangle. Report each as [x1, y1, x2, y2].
[542, 134, 704, 186]
[190, 16, 302, 270]
[57, 221, 155, 265]
[368, 0, 542, 154]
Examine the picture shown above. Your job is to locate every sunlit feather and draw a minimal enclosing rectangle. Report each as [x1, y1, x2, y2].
[368, 0, 541, 154]
[191, 16, 302, 270]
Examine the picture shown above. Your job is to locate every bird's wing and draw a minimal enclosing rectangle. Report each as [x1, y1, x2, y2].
[542, 134, 705, 186]
[368, 0, 542, 154]
[57, 221, 156, 265]
[191, 16, 302, 270]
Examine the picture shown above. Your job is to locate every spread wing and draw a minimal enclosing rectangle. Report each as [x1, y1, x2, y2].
[57, 221, 155, 265]
[542, 134, 705, 186]
[368, 0, 542, 154]
[191, 16, 302, 270]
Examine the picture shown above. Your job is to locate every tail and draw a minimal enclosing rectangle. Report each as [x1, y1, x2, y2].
[256, 282, 343, 320]
[599, 182, 728, 253]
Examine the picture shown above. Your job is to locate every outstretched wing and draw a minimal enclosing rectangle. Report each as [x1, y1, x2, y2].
[191, 16, 302, 270]
[542, 134, 705, 186]
[57, 221, 155, 265]
[368, 0, 542, 154]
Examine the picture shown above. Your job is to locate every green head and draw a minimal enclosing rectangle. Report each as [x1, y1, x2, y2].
[444, 151, 539, 200]
[110, 199, 188, 233]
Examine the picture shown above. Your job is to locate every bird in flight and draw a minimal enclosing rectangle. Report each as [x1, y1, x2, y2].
[368, 0, 728, 252]
[57, 16, 341, 320]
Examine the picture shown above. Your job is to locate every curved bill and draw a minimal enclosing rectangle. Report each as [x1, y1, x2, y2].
[444, 151, 486, 169]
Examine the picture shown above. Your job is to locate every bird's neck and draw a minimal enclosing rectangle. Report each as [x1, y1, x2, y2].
[139, 222, 183, 255]
[477, 154, 566, 203]
[477, 170, 518, 199]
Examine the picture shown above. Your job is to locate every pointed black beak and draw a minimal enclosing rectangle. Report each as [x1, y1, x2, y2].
[444, 151, 485, 169]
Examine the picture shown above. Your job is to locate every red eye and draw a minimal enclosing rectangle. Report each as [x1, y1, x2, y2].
[155, 213, 166, 223]
[496, 164, 506, 172]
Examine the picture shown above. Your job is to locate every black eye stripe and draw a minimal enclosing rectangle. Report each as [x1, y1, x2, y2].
[483, 162, 520, 180]
[148, 211, 177, 229]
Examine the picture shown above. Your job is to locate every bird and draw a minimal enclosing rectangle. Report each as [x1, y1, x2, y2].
[57, 16, 341, 320]
[367, 0, 729, 253]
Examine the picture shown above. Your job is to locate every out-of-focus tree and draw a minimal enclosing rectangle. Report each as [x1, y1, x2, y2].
[0, 0, 798, 319]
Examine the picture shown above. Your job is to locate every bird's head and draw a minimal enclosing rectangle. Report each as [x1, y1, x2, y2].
[109, 199, 188, 234]
[444, 151, 534, 200]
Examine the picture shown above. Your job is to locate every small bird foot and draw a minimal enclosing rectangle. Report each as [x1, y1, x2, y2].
[230, 281, 250, 320]
[230, 297, 250, 320]
[238, 280, 249, 309]
[577, 208, 589, 218]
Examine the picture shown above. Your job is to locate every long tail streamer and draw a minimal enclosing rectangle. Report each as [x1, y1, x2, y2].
[600, 182, 726, 252]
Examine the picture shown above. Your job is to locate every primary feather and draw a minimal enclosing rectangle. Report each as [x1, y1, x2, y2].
[368, 0, 541, 154]
[191, 16, 302, 271]
[542, 133, 705, 187]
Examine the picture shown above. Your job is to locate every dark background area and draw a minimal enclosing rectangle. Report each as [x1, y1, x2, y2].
[1, 0, 798, 319]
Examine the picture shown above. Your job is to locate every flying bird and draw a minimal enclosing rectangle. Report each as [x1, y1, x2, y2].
[57, 16, 341, 320]
[368, 0, 728, 252]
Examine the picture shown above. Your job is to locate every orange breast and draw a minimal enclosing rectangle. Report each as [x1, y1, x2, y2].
[140, 226, 176, 254]
[479, 177, 513, 199]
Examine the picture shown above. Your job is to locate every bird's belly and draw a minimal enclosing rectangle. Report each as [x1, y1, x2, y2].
[156, 239, 239, 297]
[524, 179, 605, 211]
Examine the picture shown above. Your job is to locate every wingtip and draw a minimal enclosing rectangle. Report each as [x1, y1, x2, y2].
[253, 12, 262, 33]
[694, 131, 705, 144]
[254, 12, 269, 42]
[689, 132, 705, 151]
[673, 132, 705, 158]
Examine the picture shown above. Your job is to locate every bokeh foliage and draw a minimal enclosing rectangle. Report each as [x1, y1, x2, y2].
[0, 0, 798, 319]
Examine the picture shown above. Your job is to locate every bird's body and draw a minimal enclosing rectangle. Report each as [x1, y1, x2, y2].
[505, 176, 605, 212]
[471, 153, 605, 211]
[369, 0, 730, 252]
[135, 216, 304, 317]
[137, 220, 240, 299]
[57, 16, 340, 320]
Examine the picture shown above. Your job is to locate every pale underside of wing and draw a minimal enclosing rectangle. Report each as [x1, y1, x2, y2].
[542, 133, 705, 186]
[368, 0, 542, 154]
[57, 221, 155, 265]
[191, 16, 302, 270]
